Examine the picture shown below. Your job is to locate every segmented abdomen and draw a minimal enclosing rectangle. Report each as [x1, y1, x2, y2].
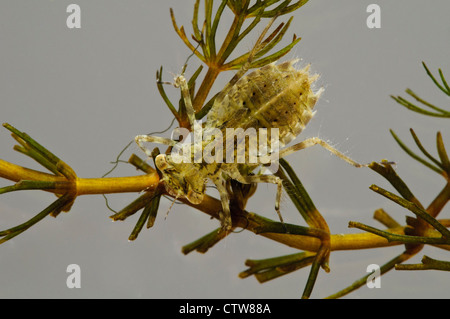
[206, 59, 323, 147]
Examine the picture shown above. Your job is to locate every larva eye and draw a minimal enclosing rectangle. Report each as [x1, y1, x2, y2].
[155, 154, 170, 170]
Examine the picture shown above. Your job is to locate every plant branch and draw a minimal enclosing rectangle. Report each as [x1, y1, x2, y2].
[395, 255, 450, 271]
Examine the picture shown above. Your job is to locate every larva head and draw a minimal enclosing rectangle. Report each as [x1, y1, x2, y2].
[154, 154, 205, 205]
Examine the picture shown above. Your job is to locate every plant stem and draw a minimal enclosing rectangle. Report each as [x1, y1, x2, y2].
[192, 66, 221, 112]
[396, 255, 450, 271]
[0, 158, 160, 195]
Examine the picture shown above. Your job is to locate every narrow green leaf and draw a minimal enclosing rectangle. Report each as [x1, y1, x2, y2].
[259, 0, 290, 18]
[249, 36, 301, 68]
[370, 185, 450, 239]
[436, 132, 450, 172]
[409, 128, 444, 169]
[181, 227, 227, 254]
[406, 89, 449, 114]
[109, 192, 154, 221]
[262, 0, 310, 17]
[390, 129, 443, 175]
[0, 193, 73, 243]
[146, 192, 161, 228]
[128, 205, 152, 241]
[170, 8, 206, 63]
[191, 0, 202, 42]
[302, 245, 327, 299]
[4, 123, 76, 179]
[247, 0, 279, 17]
[240, 251, 314, 278]
[227, 17, 297, 70]
[391, 95, 450, 117]
[209, 0, 229, 59]
[12, 143, 61, 176]
[203, 0, 213, 60]
[422, 61, 450, 96]
[0, 180, 59, 195]
[439, 68, 450, 95]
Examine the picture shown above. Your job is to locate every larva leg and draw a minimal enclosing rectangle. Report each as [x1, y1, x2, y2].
[228, 169, 285, 226]
[279, 137, 366, 168]
[173, 74, 197, 128]
[214, 177, 232, 231]
[134, 135, 176, 158]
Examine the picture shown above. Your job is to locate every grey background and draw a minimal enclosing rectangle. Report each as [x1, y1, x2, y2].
[0, 0, 449, 298]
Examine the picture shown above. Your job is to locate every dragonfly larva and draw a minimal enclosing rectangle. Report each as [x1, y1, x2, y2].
[136, 56, 364, 231]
